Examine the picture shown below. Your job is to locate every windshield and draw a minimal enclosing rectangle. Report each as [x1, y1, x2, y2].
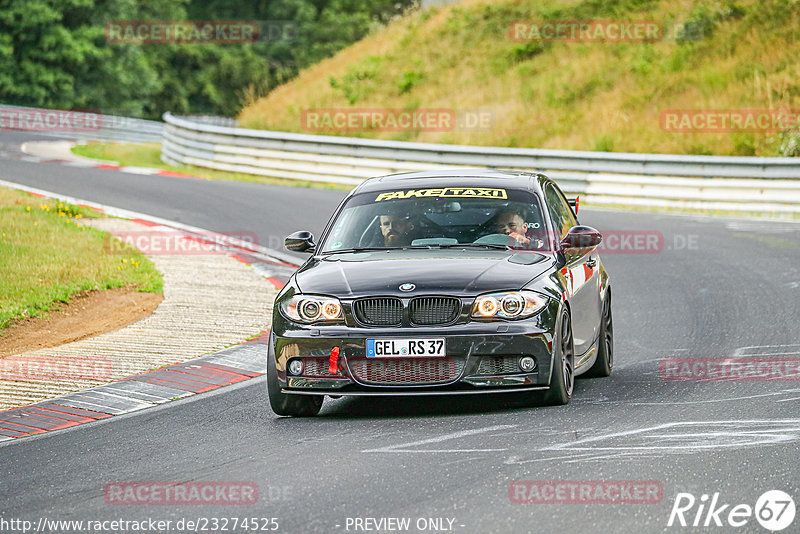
[320, 185, 549, 253]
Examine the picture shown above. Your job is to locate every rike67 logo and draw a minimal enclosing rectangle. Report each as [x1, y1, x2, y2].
[668, 490, 796, 531]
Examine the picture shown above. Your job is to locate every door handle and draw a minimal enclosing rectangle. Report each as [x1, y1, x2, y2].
[586, 258, 597, 268]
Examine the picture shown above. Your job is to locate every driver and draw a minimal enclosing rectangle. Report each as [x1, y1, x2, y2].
[379, 211, 417, 246]
[492, 207, 531, 247]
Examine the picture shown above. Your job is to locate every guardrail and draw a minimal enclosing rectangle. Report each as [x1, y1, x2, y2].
[162, 112, 800, 213]
[0, 105, 163, 143]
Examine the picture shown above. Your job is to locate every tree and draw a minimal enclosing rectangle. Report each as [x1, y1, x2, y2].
[0, 0, 418, 118]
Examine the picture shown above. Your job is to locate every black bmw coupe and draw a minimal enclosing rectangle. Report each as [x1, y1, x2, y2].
[267, 170, 612, 416]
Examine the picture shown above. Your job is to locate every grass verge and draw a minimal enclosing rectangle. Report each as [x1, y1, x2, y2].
[0, 186, 163, 334]
[238, 0, 800, 157]
[72, 142, 353, 191]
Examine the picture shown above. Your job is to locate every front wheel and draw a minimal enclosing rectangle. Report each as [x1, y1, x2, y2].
[584, 293, 613, 378]
[266, 339, 323, 417]
[542, 310, 575, 406]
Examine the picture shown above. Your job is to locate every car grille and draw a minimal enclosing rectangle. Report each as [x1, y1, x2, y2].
[475, 356, 522, 375]
[300, 357, 340, 377]
[353, 296, 461, 326]
[409, 297, 460, 325]
[353, 298, 403, 326]
[348, 357, 464, 385]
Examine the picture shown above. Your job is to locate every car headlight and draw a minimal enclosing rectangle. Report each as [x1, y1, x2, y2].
[280, 295, 343, 324]
[471, 291, 547, 320]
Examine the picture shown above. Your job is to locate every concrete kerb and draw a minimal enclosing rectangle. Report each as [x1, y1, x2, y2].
[0, 181, 298, 440]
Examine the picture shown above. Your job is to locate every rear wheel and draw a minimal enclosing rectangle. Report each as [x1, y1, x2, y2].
[266, 338, 323, 417]
[542, 310, 574, 406]
[584, 293, 613, 378]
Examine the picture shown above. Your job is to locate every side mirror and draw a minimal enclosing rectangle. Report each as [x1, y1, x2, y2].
[560, 225, 602, 250]
[285, 231, 316, 253]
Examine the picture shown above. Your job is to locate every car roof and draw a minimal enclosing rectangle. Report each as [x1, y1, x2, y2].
[352, 169, 548, 195]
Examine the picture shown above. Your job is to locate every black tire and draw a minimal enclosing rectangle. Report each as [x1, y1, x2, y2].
[266, 338, 323, 417]
[584, 293, 613, 378]
[542, 310, 575, 406]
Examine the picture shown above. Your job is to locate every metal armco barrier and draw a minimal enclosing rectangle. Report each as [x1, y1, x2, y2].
[162, 112, 800, 213]
[0, 105, 163, 143]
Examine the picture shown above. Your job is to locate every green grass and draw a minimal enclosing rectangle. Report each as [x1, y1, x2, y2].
[72, 142, 353, 191]
[0, 187, 163, 333]
[239, 0, 800, 157]
[73, 142, 165, 168]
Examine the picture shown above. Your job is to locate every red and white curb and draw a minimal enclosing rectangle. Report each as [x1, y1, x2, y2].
[20, 155, 196, 178]
[0, 343, 269, 440]
[0, 181, 299, 441]
[15, 140, 200, 178]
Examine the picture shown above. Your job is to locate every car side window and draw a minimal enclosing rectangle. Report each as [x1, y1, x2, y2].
[544, 183, 577, 239]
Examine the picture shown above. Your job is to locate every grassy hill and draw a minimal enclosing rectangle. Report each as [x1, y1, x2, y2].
[239, 0, 800, 156]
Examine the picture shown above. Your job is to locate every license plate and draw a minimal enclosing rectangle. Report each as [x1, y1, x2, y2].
[366, 338, 446, 357]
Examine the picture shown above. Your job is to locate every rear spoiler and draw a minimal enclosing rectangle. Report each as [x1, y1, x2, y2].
[568, 196, 580, 214]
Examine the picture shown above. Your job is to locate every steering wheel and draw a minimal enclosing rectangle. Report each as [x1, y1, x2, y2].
[473, 233, 513, 246]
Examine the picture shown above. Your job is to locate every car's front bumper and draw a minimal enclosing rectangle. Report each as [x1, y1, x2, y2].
[271, 322, 557, 396]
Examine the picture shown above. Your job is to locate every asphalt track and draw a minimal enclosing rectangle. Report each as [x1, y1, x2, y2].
[1, 131, 800, 533]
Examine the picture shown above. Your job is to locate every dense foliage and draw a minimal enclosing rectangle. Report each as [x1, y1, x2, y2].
[0, 0, 417, 118]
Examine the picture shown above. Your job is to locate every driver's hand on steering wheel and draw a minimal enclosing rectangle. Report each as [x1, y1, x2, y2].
[507, 231, 531, 247]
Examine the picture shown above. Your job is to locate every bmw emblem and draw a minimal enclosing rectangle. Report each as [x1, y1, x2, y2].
[399, 283, 415, 292]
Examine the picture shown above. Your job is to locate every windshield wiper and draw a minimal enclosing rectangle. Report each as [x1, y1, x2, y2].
[434, 243, 513, 250]
[322, 247, 399, 255]
[323, 243, 514, 254]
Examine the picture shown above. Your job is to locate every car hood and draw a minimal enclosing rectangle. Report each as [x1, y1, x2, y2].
[294, 249, 555, 298]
